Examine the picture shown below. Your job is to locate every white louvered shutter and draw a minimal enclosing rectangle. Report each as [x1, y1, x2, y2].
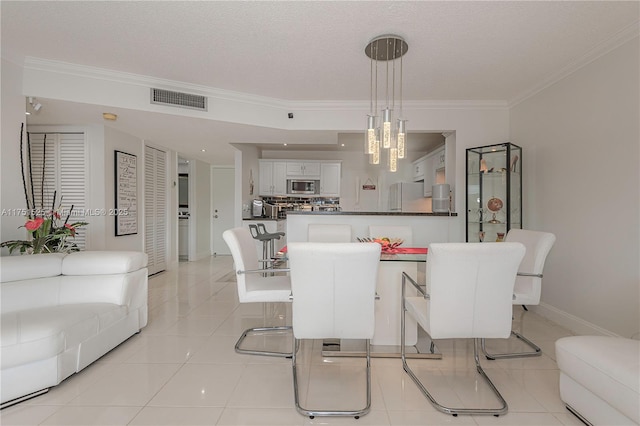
[29, 133, 87, 249]
[144, 146, 167, 274]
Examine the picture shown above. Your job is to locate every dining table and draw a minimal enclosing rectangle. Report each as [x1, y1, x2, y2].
[276, 245, 441, 359]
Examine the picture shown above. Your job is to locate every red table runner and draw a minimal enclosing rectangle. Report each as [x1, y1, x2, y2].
[278, 246, 427, 254]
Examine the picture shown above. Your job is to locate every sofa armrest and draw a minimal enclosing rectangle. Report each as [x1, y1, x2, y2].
[58, 268, 148, 308]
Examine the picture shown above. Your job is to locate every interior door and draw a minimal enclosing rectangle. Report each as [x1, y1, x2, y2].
[212, 167, 234, 255]
[144, 146, 167, 274]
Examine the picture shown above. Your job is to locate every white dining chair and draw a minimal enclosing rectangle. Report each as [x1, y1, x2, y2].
[222, 227, 292, 357]
[481, 229, 556, 359]
[401, 242, 525, 416]
[287, 242, 381, 419]
[368, 225, 413, 245]
[307, 223, 352, 242]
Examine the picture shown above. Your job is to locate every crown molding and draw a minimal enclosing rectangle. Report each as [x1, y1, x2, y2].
[509, 21, 640, 107]
[23, 57, 508, 112]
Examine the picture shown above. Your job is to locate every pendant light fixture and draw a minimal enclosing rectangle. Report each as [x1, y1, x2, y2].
[365, 35, 408, 172]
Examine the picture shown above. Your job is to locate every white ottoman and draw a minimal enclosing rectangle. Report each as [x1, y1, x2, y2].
[556, 336, 640, 425]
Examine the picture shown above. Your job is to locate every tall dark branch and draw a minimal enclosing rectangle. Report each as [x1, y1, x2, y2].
[64, 204, 74, 226]
[50, 191, 57, 235]
[26, 131, 36, 213]
[41, 134, 47, 211]
[19, 123, 32, 217]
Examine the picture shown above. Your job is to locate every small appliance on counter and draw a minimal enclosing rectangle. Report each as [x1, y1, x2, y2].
[432, 184, 451, 213]
[263, 203, 278, 219]
[389, 182, 430, 212]
[252, 199, 264, 217]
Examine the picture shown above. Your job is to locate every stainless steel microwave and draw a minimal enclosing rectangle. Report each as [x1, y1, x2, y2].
[287, 179, 318, 195]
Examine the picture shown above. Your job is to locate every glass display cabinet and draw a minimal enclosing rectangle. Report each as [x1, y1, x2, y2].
[466, 142, 522, 242]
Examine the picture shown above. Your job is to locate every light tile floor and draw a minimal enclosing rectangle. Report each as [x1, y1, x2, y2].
[1, 255, 585, 426]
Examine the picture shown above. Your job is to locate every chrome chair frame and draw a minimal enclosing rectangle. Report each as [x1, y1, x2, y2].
[233, 267, 293, 358]
[480, 228, 555, 360]
[223, 227, 292, 359]
[481, 272, 543, 360]
[400, 272, 508, 417]
[287, 242, 379, 419]
[291, 337, 372, 419]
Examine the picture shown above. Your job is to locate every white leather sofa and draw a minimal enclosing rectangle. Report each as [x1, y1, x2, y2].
[0, 251, 148, 407]
[556, 336, 640, 425]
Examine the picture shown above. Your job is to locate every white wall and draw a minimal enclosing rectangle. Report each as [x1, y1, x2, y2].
[510, 37, 639, 338]
[0, 58, 28, 252]
[104, 127, 144, 251]
[236, 144, 260, 220]
[190, 158, 211, 261]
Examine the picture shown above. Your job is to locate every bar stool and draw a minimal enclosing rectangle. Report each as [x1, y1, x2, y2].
[248, 223, 284, 261]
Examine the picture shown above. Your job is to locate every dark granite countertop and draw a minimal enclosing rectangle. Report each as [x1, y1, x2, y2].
[242, 217, 285, 221]
[285, 211, 457, 217]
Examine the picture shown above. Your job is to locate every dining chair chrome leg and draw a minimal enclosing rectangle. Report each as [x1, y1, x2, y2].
[480, 307, 542, 359]
[292, 337, 371, 419]
[401, 338, 508, 416]
[401, 277, 507, 416]
[480, 331, 542, 360]
[235, 325, 293, 358]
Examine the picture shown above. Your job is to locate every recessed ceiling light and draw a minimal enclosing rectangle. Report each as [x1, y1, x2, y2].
[201, 149, 206, 152]
[283, 143, 288, 146]
[103, 112, 118, 121]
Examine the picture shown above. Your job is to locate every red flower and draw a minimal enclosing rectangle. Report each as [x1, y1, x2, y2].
[53, 211, 61, 220]
[25, 217, 45, 231]
[64, 223, 76, 236]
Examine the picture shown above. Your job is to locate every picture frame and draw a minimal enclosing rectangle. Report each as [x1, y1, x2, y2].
[114, 150, 138, 236]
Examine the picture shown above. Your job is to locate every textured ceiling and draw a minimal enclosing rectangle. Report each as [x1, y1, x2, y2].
[2, 1, 638, 164]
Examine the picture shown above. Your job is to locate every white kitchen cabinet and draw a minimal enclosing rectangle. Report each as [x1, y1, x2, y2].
[259, 160, 287, 196]
[423, 146, 446, 197]
[286, 161, 321, 177]
[319, 162, 341, 196]
[412, 156, 427, 182]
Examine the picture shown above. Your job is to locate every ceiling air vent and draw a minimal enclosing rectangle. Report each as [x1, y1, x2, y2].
[150, 88, 207, 111]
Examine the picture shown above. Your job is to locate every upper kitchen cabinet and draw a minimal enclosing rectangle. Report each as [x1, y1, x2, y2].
[259, 160, 287, 196]
[286, 161, 321, 177]
[319, 162, 341, 196]
[423, 146, 446, 197]
[412, 156, 427, 182]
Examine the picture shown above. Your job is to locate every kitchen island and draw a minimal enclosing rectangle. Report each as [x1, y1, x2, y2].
[285, 211, 460, 246]
[286, 211, 460, 358]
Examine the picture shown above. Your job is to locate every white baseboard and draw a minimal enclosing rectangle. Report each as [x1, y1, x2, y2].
[532, 302, 620, 338]
[191, 250, 212, 262]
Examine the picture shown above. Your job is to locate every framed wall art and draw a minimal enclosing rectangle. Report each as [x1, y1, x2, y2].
[114, 150, 138, 236]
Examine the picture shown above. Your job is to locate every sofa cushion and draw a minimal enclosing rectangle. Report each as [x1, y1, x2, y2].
[0, 253, 66, 283]
[556, 336, 640, 424]
[1, 303, 127, 369]
[62, 251, 147, 275]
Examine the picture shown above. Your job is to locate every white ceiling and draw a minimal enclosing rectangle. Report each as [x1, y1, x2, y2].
[2, 1, 638, 165]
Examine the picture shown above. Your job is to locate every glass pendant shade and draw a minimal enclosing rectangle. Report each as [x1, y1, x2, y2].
[397, 119, 406, 159]
[382, 108, 392, 149]
[366, 115, 376, 155]
[371, 139, 380, 165]
[389, 148, 398, 172]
